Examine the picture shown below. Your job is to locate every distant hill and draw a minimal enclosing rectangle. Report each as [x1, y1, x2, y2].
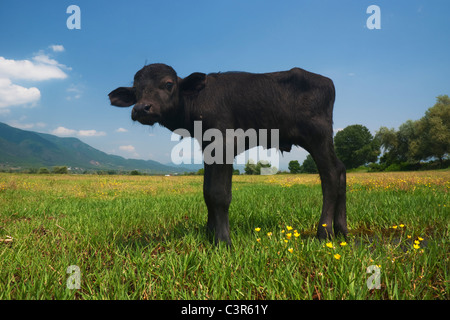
[0, 122, 191, 174]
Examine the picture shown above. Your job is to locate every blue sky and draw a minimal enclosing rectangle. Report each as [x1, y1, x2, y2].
[1, 0, 449, 170]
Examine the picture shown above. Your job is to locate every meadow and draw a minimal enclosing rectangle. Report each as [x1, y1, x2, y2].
[0, 171, 448, 300]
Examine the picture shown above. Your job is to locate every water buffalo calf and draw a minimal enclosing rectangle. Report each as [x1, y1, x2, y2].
[109, 63, 347, 245]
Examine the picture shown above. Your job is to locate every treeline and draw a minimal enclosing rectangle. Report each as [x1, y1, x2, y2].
[0, 166, 182, 176]
[289, 95, 449, 173]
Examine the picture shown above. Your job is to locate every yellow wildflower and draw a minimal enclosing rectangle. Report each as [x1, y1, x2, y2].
[294, 231, 300, 238]
[399, 224, 405, 228]
[288, 248, 294, 253]
[284, 239, 288, 243]
[286, 226, 293, 231]
[413, 243, 420, 250]
[286, 233, 292, 239]
[256, 238, 261, 242]
[407, 235, 411, 239]
[392, 225, 398, 229]
[326, 242, 333, 249]
[255, 227, 261, 232]
[340, 241, 347, 247]
[414, 240, 420, 245]
[322, 224, 327, 227]
[334, 254, 341, 260]
[418, 237, 424, 241]
[267, 232, 272, 237]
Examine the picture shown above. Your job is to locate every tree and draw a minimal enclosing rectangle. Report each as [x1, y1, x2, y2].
[244, 159, 273, 175]
[375, 126, 398, 166]
[376, 120, 416, 166]
[334, 124, 380, 169]
[38, 167, 50, 174]
[52, 166, 68, 174]
[376, 95, 450, 169]
[244, 160, 257, 175]
[288, 160, 301, 173]
[410, 95, 450, 166]
[301, 154, 318, 173]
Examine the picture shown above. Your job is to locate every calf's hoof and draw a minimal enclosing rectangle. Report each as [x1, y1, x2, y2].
[206, 225, 232, 248]
[316, 224, 333, 240]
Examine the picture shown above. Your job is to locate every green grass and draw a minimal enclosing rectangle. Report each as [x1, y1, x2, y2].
[0, 172, 448, 299]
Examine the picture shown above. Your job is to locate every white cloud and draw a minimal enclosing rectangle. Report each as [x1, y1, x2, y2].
[51, 127, 105, 137]
[52, 126, 77, 136]
[66, 84, 82, 100]
[33, 54, 59, 66]
[0, 56, 68, 81]
[0, 49, 70, 109]
[0, 78, 41, 108]
[50, 44, 65, 52]
[7, 121, 46, 130]
[116, 127, 128, 133]
[78, 130, 106, 137]
[119, 145, 136, 152]
[119, 145, 139, 157]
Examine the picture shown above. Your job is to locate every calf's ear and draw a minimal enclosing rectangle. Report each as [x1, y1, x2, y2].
[179, 73, 206, 96]
[108, 87, 137, 107]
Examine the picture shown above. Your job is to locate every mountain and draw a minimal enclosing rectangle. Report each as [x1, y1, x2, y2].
[0, 122, 191, 174]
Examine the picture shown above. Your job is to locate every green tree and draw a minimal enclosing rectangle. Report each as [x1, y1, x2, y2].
[376, 120, 417, 166]
[334, 124, 380, 169]
[52, 166, 68, 174]
[244, 159, 273, 175]
[288, 160, 301, 173]
[256, 160, 274, 175]
[38, 167, 50, 174]
[300, 154, 318, 173]
[410, 95, 450, 166]
[375, 126, 398, 166]
[376, 95, 450, 169]
[244, 160, 257, 175]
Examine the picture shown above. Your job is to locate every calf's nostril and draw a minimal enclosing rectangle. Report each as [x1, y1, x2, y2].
[144, 105, 151, 112]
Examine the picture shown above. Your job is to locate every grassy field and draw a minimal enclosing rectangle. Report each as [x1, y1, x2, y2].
[0, 171, 448, 300]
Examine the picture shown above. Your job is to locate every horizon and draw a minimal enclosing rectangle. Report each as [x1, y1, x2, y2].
[1, 1, 449, 170]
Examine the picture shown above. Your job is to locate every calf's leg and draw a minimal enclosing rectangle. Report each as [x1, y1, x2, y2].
[309, 137, 348, 240]
[333, 159, 348, 237]
[203, 163, 233, 246]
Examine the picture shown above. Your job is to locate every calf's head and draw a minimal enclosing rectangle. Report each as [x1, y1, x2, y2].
[109, 63, 206, 127]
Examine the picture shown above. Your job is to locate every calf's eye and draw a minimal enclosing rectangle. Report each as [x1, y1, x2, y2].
[165, 81, 174, 91]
